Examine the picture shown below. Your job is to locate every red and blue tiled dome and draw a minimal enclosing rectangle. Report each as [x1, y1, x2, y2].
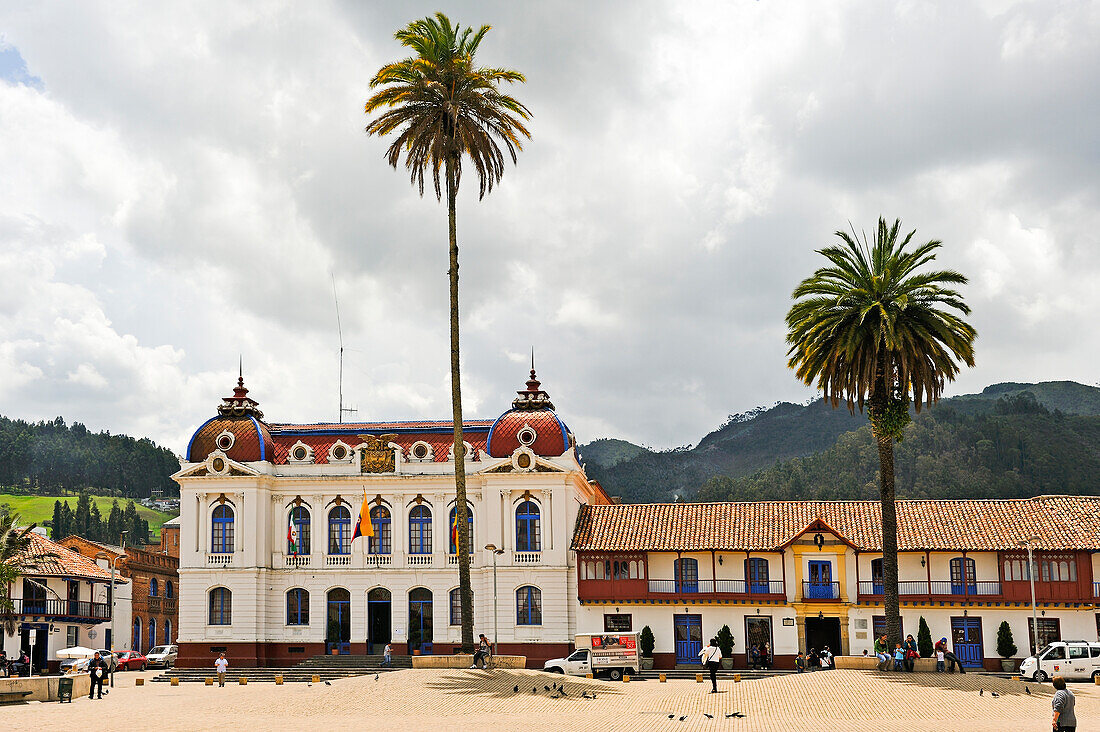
[186, 376, 274, 463]
[486, 368, 573, 458]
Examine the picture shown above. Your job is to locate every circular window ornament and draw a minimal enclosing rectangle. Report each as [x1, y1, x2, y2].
[409, 441, 433, 462]
[510, 446, 536, 473]
[413, 444, 429, 459]
[517, 424, 537, 447]
[331, 444, 348, 461]
[517, 453, 532, 469]
[215, 430, 235, 451]
[292, 446, 308, 461]
[210, 456, 227, 474]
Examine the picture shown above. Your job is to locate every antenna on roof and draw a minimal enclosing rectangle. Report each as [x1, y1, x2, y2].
[332, 274, 358, 424]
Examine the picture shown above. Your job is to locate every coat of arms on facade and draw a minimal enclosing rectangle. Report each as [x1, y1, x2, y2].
[358, 434, 397, 473]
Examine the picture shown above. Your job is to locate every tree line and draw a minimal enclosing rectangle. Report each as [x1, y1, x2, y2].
[0, 415, 179, 498]
[50, 493, 151, 546]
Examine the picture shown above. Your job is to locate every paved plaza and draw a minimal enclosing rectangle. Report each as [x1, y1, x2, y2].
[7, 669, 1097, 731]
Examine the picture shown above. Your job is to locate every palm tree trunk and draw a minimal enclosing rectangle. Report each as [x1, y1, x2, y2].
[446, 157, 475, 654]
[875, 427, 902, 653]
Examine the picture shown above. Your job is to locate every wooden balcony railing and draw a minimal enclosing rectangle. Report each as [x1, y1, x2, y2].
[857, 580, 1002, 598]
[801, 581, 841, 600]
[5, 598, 110, 621]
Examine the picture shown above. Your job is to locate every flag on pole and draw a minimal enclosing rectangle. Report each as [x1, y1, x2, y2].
[287, 521, 299, 556]
[352, 492, 373, 543]
[451, 509, 459, 551]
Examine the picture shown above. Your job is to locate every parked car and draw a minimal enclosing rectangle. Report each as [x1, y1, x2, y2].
[60, 651, 118, 675]
[115, 650, 149, 671]
[146, 645, 178, 669]
[1020, 641, 1100, 682]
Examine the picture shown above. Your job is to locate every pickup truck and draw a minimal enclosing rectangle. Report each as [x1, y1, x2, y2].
[543, 633, 640, 681]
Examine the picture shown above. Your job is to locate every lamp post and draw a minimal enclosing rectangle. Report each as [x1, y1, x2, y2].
[105, 531, 127, 688]
[484, 544, 506, 654]
[1018, 535, 1041, 657]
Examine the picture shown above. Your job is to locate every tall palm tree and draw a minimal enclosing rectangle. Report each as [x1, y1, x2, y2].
[785, 217, 976, 651]
[365, 13, 531, 652]
[0, 512, 37, 637]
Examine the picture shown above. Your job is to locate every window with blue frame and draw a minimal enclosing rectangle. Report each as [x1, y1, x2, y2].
[328, 505, 351, 555]
[870, 558, 884, 594]
[448, 505, 474, 554]
[449, 588, 462, 626]
[746, 558, 769, 593]
[674, 557, 699, 593]
[287, 588, 309, 625]
[148, 619, 156, 652]
[370, 506, 392, 554]
[409, 505, 432, 554]
[209, 587, 232, 625]
[288, 506, 311, 555]
[515, 501, 541, 552]
[211, 505, 234, 553]
[516, 586, 542, 625]
[133, 616, 141, 650]
[166, 581, 174, 599]
[165, 618, 172, 644]
[949, 557, 977, 594]
[149, 577, 159, 597]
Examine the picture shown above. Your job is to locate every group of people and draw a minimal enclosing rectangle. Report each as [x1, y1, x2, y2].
[794, 645, 835, 672]
[871, 634, 967, 673]
[0, 649, 32, 677]
[747, 643, 772, 670]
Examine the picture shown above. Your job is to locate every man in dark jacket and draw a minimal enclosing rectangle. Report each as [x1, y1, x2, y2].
[88, 652, 108, 699]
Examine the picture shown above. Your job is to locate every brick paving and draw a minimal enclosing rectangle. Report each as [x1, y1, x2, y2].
[7, 669, 1096, 731]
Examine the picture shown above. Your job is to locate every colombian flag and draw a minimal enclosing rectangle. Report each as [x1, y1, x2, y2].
[451, 510, 459, 549]
[352, 492, 373, 543]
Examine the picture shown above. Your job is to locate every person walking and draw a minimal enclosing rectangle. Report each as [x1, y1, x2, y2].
[807, 647, 819, 671]
[470, 634, 492, 669]
[903, 634, 919, 672]
[88, 651, 108, 699]
[821, 646, 833, 670]
[1052, 676, 1076, 731]
[382, 642, 393, 668]
[699, 638, 722, 693]
[214, 652, 229, 687]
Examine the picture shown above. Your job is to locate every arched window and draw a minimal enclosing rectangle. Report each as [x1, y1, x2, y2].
[209, 587, 232, 625]
[149, 578, 159, 597]
[328, 505, 352, 555]
[133, 616, 141, 650]
[746, 558, 769, 594]
[288, 506, 311, 555]
[515, 501, 541, 552]
[211, 505, 234, 553]
[949, 557, 976, 594]
[449, 588, 462, 626]
[165, 618, 172, 644]
[148, 619, 156, 653]
[409, 505, 432, 555]
[674, 558, 699, 593]
[369, 506, 392, 555]
[516, 586, 542, 625]
[448, 505, 474, 554]
[287, 588, 309, 626]
[166, 581, 174, 599]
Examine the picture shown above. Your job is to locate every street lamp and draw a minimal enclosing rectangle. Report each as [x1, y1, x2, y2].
[1018, 535, 1041, 657]
[103, 531, 127, 688]
[484, 544, 506, 653]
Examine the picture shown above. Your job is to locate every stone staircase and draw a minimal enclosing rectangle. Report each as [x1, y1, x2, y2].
[151, 654, 411, 684]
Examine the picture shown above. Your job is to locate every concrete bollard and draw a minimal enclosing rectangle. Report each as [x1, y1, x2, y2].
[239, 677, 247, 685]
[734, 674, 741, 683]
[205, 678, 213, 686]
[1095, 674, 1100, 686]
[312, 674, 321, 684]
[170, 677, 179, 686]
[1012, 676, 1020, 681]
[586, 673, 593, 679]
[696, 673, 703, 683]
[659, 674, 667, 683]
[623, 675, 630, 683]
[275, 675, 283, 685]
[135, 678, 145, 687]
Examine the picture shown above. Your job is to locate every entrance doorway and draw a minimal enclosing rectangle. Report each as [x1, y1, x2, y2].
[367, 588, 392, 655]
[745, 616, 773, 667]
[951, 616, 984, 668]
[18, 622, 48, 672]
[408, 587, 433, 655]
[805, 616, 841, 655]
[326, 588, 351, 655]
[674, 614, 702, 664]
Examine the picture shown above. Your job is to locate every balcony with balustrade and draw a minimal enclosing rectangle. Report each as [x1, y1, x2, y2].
[7, 598, 111, 622]
[857, 580, 1003, 602]
[801, 580, 842, 601]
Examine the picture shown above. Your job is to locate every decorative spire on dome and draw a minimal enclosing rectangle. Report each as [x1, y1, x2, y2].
[217, 361, 264, 419]
[512, 352, 555, 411]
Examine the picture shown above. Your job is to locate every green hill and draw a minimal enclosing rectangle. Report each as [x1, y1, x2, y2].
[0, 493, 176, 540]
[582, 381, 1100, 503]
[578, 438, 649, 468]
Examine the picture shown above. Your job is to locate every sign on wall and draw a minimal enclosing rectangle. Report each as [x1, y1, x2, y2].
[604, 614, 632, 632]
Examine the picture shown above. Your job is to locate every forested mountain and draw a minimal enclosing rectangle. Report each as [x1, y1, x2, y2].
[0, 416, 179, 498]
[580, 381, 1100, 503]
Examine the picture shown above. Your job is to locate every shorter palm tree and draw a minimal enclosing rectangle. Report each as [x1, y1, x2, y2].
[0, 512, 37, 637]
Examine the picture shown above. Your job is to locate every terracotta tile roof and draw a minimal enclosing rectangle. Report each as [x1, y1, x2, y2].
[19, 532, 120, 582]
[270, 433, 489, 465]
[571, 496, 1100, 553]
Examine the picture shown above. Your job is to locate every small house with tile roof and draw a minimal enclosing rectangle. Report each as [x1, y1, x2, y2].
[571, 497, 1100, 671]
[173, 368, 610, 668]
[2, 530, 130, 672]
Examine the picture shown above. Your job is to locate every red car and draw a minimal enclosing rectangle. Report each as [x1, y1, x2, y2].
[114, 650, 148, 671]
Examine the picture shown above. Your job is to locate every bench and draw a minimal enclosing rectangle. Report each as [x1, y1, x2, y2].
[0, 690, 33, 705]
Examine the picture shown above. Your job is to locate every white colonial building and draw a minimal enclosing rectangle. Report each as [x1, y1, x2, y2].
[173, 369, 610, 668]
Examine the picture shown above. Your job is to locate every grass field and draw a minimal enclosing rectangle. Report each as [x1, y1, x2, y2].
[0, 493, 177, 538]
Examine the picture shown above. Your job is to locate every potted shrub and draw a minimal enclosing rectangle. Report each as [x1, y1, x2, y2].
[917, 617, 934, 659]
[996, 621, 1017, 672]
[716, 625, 735, 670]
[639, 626, 655, 670]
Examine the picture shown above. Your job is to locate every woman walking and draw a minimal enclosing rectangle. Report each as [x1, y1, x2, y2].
[1052, 676, 1076, 731]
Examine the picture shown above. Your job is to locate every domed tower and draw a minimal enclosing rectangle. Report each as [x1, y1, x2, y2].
[485, 365, 573, 459]
[186, 374, 274, 463]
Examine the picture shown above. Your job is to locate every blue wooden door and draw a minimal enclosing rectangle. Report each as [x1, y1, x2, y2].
[674, 615, 703, 664]
[747, 558, 769, 594]
[950, 558, 977, 596]
[808, 561, 833, 599]
[951, 617, 983, 668]
[674, 558, 699, 593]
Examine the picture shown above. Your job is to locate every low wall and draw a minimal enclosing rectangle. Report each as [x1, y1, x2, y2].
[0, 674, 91, 702]
[412, 655, 526, 669]
[834, 656, 938, 672]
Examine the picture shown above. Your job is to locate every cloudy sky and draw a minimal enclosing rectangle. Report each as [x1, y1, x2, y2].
[0, 1, 1097, 453]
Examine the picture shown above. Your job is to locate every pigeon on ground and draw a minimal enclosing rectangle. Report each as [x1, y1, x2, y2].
[559, 687, 568, 697]
[533, 687, 538, 694]
[704, 713, 714, 719]
[324, 681, 331, 686]
[990, 691, 1000, 698]
[679, 716, 687, 722]
[307, 683, 313, 688]
[544, 685, 551, 691]
[726, 712, 745, 718]
[374, 674, 379, 681]
[668, 714, 675, 719]
[979, 688, 984, 696]
[514, 685, 520, 693]
[1025, 687, 1031, 696]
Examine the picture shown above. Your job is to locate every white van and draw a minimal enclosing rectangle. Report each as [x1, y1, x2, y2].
[1019, 641, 1100, 682]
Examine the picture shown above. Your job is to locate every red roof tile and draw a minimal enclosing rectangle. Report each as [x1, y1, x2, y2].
[20, 532, 120, 582]
[571, 496, 1100, 553]
[270, 433, 488, 464]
